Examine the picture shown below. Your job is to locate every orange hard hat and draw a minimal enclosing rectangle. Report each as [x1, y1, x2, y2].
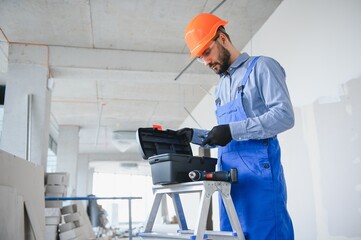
[184, 13, 228, 59]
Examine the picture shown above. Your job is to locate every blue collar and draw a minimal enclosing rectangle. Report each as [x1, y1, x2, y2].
[220, 52, 250, 77]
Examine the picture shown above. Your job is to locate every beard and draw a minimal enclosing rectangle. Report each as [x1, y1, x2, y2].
[209, 43, 231, 74]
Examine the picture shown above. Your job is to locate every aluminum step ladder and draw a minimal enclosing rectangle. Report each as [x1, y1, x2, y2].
[138, 181, 245, 240]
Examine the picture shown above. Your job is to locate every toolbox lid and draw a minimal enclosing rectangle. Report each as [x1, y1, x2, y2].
[136, 128, 193, 160]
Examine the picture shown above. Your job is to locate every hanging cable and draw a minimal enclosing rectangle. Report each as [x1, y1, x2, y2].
[184, 107, 203, 129]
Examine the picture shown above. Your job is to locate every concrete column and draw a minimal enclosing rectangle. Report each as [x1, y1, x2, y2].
[0, 31, 9, 73]
[88, 167, 94, 194]
[56, 125, 79, 196]
[77, 155, 91, 197]
[0, 44, 51, 168]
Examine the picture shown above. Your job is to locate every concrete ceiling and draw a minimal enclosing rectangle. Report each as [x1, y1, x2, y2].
[0, 0, 282, 172]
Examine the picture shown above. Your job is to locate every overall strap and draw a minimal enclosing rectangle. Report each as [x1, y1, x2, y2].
[241, 56, 260, 86]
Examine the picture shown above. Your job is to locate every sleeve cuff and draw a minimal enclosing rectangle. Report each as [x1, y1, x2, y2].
[191, 128, 208, 145]
[229, 121, 247, 141]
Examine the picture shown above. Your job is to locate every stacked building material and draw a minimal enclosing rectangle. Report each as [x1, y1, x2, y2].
[45, 172, 69, 208]
[44, 172, 96, 239]
[44, 207, 61, 240]
[59, 203, 86, 240]
[44, 172, 69, 240]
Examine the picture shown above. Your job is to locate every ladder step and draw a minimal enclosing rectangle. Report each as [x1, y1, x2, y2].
[138, 232, 191, 239]
[139, 230, 239, 240]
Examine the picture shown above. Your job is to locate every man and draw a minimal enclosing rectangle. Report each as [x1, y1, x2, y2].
[178, 13, 295, 239]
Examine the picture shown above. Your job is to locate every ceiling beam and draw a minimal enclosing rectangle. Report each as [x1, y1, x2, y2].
[49, 46, 210, 74]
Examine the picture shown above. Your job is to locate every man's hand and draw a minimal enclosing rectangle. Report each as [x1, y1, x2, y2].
[176, 128, 193, 142]
[202, 124, 232, 147]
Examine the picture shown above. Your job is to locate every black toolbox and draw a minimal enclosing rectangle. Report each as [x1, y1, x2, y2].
[136, 127, 217, 185]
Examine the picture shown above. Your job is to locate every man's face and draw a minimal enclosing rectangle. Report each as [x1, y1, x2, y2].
[207, 42, 231, 74]
[197, 34, 231, 74]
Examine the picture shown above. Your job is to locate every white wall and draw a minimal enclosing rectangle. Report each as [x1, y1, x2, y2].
[181, 0, 361, 239]
[244, 0, 361, 108]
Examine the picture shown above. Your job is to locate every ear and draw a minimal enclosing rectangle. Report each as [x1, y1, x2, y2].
[219, 32, 228, 45]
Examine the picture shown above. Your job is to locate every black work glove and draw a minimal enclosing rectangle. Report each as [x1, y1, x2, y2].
[201, 124, 232, 147]
[176, 128, 193, 142]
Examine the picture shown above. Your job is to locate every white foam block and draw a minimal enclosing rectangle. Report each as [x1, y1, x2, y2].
[45, 185, 67, 194]
[74, 201, 96, 238]
[45, 200, 63, 208]
[45, 216, 61, 225]
[45, 192, 65, 197]
[45, 231, 58, 240]
[61, 204, 77, 215]
[45, 208, 61, 217]
[46, 172, 69, 186]
[59, 221, 76, 233]
[64, 212, 81, 223]
[73, 219, 82, 228]
[45, 224, 58, 233]
[59, 227, 84, 240]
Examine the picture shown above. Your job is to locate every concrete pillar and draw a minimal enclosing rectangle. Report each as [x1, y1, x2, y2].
[0, 31, 9, 73]
[56, 125, 79, 196]
[76, 155, 92, 209]
[77, 155, 91, 197]
[0, 44, 51, 168]
[88, 167, 94, 194]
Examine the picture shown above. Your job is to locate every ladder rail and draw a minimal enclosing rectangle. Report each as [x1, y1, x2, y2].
[140, 181, 245, 240]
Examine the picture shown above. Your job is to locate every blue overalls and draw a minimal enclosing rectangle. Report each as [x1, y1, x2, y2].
[216, 57, 294, 239]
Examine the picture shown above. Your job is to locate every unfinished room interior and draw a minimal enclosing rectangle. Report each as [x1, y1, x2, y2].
[0, 0, 360, 239]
